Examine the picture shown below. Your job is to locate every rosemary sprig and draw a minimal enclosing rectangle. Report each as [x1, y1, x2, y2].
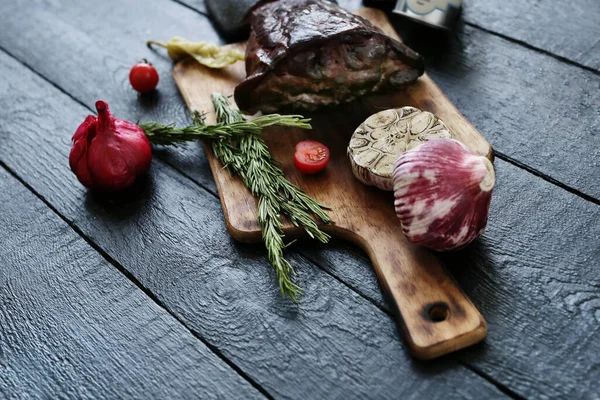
[140, 114, 311, 146]
[210, 93, 330, 235]
[140, 119, 260, 145]
[140, 94, 331, 301]
[208, 94, 331, 301]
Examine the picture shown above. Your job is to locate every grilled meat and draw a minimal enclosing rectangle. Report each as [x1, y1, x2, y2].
[234, 0, 425, 114]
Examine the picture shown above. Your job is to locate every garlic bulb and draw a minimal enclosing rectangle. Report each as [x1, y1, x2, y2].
[348, 107, 452, 191]
[393, 138, 495, 251]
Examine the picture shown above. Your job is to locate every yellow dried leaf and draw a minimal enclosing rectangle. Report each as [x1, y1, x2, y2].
[147, 37, 245, 68]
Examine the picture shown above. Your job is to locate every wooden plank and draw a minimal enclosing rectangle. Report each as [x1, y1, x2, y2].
[0, 0, 597, 201]
[0, 0, 595, 396]
[0, 168, 263, 399]
[303, 156, 600, 399]
[461, 0, 600, 71]
[0, 48, 507, 399]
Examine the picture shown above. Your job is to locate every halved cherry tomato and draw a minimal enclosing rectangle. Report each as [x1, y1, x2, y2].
[129, 61, 159, 93]
[294, 140, 330, 175]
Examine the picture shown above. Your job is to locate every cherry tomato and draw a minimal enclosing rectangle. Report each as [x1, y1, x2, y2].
[294, 140, 330, 174]
[129, 61, 159, 93]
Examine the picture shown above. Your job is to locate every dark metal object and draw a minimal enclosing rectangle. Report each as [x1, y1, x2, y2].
[365, 0, 462, 30]
[203, 0, 256, 39]
[204, 0, 338, 39]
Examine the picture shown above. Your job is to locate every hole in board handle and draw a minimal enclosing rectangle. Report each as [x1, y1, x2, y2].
[425, 302, 450, 323]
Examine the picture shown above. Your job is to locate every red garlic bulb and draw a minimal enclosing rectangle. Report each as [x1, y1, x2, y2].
[393, 138, 495, 251]
[69, 100, 152, 191]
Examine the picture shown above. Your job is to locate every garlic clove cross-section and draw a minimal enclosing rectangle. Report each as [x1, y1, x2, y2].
[393, 138, 495, 251]
[348, 106, 452, 191]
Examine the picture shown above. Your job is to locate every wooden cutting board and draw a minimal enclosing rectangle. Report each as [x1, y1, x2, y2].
[173, 8, 491, 360]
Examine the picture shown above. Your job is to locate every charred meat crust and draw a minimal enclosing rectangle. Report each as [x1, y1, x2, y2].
[234, 0, 425, 114]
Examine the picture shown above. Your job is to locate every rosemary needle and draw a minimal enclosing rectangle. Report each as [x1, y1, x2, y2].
[141, 95, 330, 301]
[209, 93, 331, 301]
[139, 114, 310, 146]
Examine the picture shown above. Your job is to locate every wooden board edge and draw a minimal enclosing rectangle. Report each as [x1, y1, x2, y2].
[172, 63, 259, 243]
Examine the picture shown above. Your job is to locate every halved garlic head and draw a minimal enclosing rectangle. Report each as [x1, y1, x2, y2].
[393, 138, 495, 251]
[348, 106, 452, 191]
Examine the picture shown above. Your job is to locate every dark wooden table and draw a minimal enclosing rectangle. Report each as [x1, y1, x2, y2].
[0, 0, 598, 399]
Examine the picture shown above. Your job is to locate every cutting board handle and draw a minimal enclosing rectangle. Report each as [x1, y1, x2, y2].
[355, 225, 487, 359]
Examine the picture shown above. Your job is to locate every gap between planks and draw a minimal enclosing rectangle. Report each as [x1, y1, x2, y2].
[460, 362, 527, 400]
[169, 0, 210, 18]
[0, 23, 595, 207]
[494, 151, 600, 206]
[0, 38, 592, 398]
[0, 41, 513, 395]
[0, 160, 274, 400]
[463, 21, 600, 76]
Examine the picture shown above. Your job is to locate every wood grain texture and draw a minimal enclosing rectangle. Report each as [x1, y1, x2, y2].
[0, 47, 507, 399]
[0, 0, 596, 396]
[0, 0, 221, 191]
[461, 0, 600, 70]
[405, 22, 600, 200]
[302, 157, 600, 399]
[173, 8, 490, 359]
[177, 0, 600, 200]
[0, 168, 263, 400]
